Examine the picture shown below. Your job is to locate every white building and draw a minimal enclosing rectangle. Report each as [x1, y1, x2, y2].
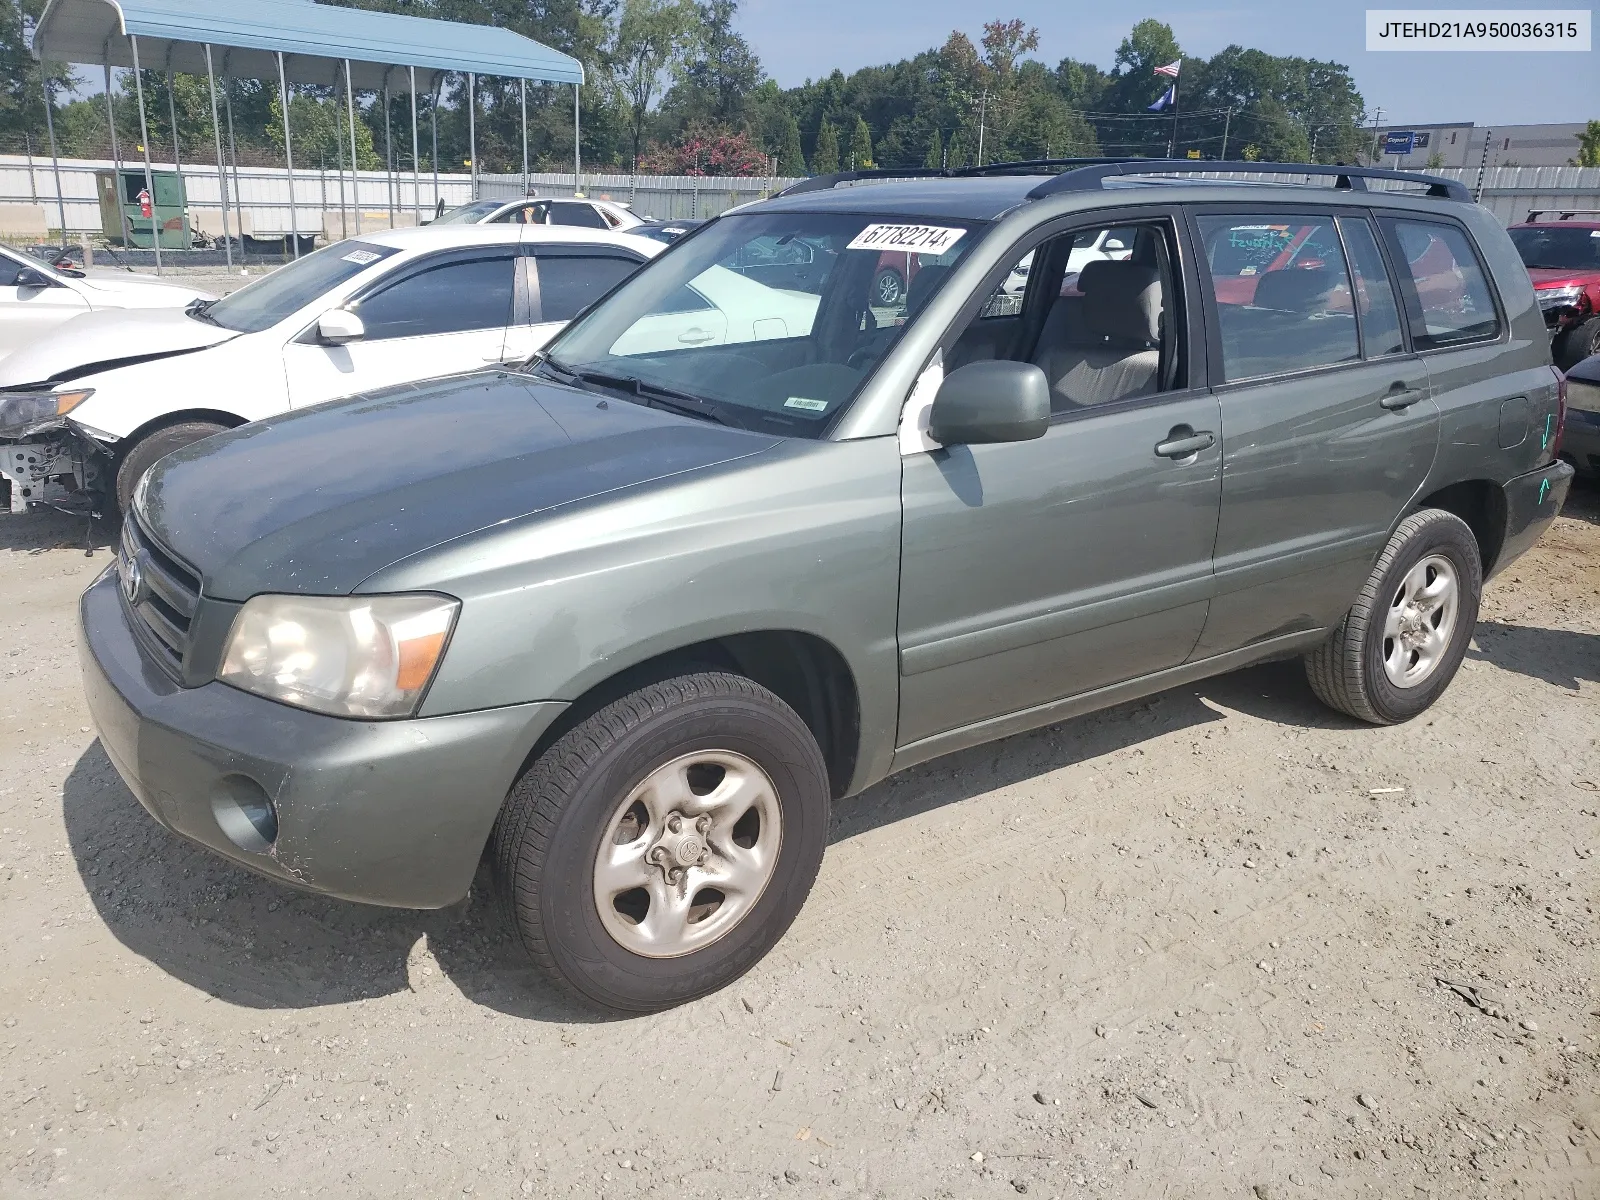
[1366, 123, 1593, 170]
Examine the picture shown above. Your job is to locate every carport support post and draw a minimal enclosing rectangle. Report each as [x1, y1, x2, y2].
[165, 60, 185, 194]
[519, 78, 528, 197]
[573, 82, 581, 195]
[344, 60, 362, 237]
[467, 72, 477, 200]
[430, 79, 440, 210]
[129, 36, 163, 274]
[276, 51, 298, 260]
[38, 60, 67, 245]
[408, 66, 420, 223]
[102, 58, 132, 248]
[223, 53, 243, 250]
[382, 70, 395, 225]
[203, 46, 233, 272]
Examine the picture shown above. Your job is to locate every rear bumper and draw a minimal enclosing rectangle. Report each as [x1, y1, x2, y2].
[1490, 459, 1574, 580]
[78, 569, 566, 908]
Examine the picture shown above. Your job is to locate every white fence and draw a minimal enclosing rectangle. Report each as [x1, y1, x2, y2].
[4, 154, 1597, 239]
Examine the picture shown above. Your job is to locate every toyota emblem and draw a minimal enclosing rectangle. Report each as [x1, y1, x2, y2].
[119, 550, 147, 606]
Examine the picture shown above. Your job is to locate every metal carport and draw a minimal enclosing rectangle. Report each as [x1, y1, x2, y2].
[31, 0, 585, 270]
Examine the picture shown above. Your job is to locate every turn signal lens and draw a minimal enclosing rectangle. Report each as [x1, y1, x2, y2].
[54, 388, 94, 415]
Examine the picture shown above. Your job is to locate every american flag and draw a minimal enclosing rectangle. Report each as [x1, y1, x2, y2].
[1154, 59, 1181, 77]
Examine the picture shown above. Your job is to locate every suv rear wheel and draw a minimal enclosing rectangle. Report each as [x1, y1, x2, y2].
[491, 672, 830, 1012]
[1304, 508, 1482, 724]
[1557, 315, 1600, 372]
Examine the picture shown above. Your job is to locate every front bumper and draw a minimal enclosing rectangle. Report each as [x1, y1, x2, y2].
[78, 570, 566, 908]
[1490, 459, 1575, 579]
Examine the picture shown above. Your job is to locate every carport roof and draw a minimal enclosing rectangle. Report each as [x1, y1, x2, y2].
[32, 0, 585, 91]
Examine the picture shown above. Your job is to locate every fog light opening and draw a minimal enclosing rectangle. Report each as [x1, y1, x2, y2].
[211, 775, 279, 853]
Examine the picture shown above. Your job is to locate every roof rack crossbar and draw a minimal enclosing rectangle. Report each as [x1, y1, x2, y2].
[773, 158, 1130, 197]
[1026, 160, 1471, 202]
[1525, 208, 1600, 221]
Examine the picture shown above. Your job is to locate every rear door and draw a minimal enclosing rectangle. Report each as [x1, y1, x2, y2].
[1188, 207, 1440, 658]
[281, 245, 520, 408]
[514, 245, 647, 358]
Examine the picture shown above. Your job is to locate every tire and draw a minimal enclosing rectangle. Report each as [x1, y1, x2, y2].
[1304, 508, 1482, 725]
[873, 267, 905, 307]
[1556, 316, 1600, 372]
[492, 672, 830, 1013]
[113, 420, 229, 515]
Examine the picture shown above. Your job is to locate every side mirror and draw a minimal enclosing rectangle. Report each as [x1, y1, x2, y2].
[317, 309, 365, 345]
[15, 266, 56, 289]
[928, 360, 1051, 446]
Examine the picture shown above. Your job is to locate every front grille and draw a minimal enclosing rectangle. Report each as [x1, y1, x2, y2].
[118, 512, 201, 674]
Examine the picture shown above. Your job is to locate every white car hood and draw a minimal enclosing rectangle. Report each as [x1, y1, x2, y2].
[0, 307, 238, 388]
[78, 271, 214, 310]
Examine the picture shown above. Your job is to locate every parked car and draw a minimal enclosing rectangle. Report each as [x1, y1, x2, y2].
[432, 195, 648, 232]
[1004, 226, 1137, 297]
[1506, 213, 1600, 369]
[80, 161, 1570, 1014]
[0, 243, 211, 364]
[1560, 351, 1600, 474]
[635, 219, 706, 245]
[0, 224, 662, 513]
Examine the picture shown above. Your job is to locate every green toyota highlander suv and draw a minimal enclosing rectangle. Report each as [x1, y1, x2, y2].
[80, 160, 1573, 1012]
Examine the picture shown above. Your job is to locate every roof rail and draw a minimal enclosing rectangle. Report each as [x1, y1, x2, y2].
[1525, 208, 1600, 222]
[774, 158, 1129, 197]
[1026, 160, 1472, 202]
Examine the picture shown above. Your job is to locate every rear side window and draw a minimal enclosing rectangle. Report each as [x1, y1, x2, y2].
[1198, 214, 1359, 381]
[551, 203, 610, 230]
[1385, 219, 1499, 349]
[354, 254, 515, 340]
[1337, 217, 1406, 357]
[533, 253, 641, 322]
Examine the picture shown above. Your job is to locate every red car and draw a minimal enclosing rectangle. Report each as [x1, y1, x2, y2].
[1507, 212, 1600, 370]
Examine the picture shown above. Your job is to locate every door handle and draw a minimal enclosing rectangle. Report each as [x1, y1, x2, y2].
[677, 328, 715, 344]
[1381, 383, 1426, 410]
[1154, 427, 1216, 459]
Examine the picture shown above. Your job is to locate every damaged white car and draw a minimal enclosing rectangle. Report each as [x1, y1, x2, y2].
[0, 223, 663, 514]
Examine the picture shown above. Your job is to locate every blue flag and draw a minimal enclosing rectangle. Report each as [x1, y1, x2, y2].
[1148, 84, 1175, 112]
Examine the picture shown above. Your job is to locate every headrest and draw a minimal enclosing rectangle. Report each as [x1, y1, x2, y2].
[1252, 268, 1340, 314]
[1078, 259, 1161, 345]
[905, 264, 951, 315]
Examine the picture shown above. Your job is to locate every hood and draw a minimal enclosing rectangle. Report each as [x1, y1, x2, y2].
[80, 271, 214, 302]
[1528, 267, 1600, 289]
[139, 371, 781, 599]
[0, 308, 237, 387]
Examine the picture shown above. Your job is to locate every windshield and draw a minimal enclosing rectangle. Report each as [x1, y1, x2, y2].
[432, 199, 507, 225]
[1510, 226, 1600, 271]
[203, 241, 400, 333]
[539, 211, 982, 436]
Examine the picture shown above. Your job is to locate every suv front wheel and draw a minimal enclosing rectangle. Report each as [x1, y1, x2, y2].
[1305, 508, 1483, 724]
[492, 672, 831, 1012]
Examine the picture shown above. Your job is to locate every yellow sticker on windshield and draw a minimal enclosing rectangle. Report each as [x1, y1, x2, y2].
[847, 225, 966, 255]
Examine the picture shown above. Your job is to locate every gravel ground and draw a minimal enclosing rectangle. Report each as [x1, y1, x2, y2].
[1, 487, 1597, 1199]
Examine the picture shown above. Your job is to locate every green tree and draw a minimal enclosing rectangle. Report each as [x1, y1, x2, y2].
[848, 113, 872, 169]
[771, 109, 804, 175]
[664, 0, 762, 131]
[267, 91, 381, 169]
[923, 126, 943, 169]
[811, 117, 838, 173]
[1575, 120, 1600, 167]
[0, 0, 73, 149]
[608, 0, 694, 169]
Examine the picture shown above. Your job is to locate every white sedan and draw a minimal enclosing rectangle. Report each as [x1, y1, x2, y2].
[432, 196, 648, 231]
[0, 224, 662, 513]
[0, 244, 211, 362]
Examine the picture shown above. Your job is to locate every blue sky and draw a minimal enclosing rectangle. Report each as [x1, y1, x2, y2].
[739, 0, 1594, 126]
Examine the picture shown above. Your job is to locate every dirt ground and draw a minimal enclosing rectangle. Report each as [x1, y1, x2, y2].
[1, 484, 1596, 1200]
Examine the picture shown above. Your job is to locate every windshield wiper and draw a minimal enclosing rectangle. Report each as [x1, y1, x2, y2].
[570, 367, 736, 427]
[185, 298, 220, 325]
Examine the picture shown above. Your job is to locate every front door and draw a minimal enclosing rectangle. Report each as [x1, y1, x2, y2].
[1187, 209, 1441, 657]
[896, 213, 1222, 751]
[509, 245, 648, 361]
[281, 246, 520, 408]
[0, 256, 89, 358]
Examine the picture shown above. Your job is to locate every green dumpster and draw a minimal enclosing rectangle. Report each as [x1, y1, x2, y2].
[95, 168, 192, 250]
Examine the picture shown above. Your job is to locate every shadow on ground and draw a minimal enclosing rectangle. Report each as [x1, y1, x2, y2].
[1470, 620, 1600, 691]
[63, 653, 1350, 1022]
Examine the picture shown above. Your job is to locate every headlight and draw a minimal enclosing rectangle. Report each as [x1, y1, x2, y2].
[218, 593, 459, 719]
[1537, 285, 1584, 312]
[0, 387, 92, 436]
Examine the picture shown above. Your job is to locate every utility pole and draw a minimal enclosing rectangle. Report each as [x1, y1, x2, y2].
[1220, 108, 1232, 160]
[976, 91, 988, 167]
[1368, 106, 1384, 165]
[1474, 128, 1493, 201]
